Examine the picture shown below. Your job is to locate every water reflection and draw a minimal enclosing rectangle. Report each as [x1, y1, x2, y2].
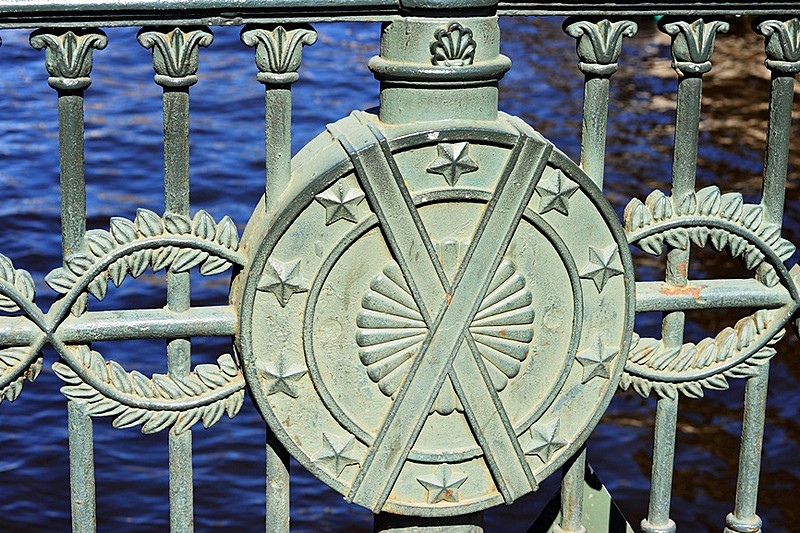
[0, 15, 796, 533]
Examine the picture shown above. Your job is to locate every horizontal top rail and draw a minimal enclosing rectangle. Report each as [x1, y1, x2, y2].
[0, 0, 796, 27]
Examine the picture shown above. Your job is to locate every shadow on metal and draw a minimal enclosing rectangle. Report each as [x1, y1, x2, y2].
[529, 463, 634, 533]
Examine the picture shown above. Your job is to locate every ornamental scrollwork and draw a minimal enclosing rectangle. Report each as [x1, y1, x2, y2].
[0, 347, 42, 404]
[45, 209, 243, 303]
[29, 29, 108, 91]
[622, 316, 785, 400]
[623, 186, 799, 400]
[0, 254, 36, 313]
[625, 186, 795, 286]
[240, 25, 317, 85]
[137, 27, 214, 87]
[0, 254, 43, 402]
[0, 208, 249, 434]
[0, 253, 41, 404]
[44, 209, 246, 433]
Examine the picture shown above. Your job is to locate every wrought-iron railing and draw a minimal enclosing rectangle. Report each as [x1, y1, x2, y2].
[0, 1, 798, 532]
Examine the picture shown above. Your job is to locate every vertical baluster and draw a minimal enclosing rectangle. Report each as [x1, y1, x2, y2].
[241, 25, 317, 214]
[757, 19, 800, 227]
[557, 447, 587, 533]
[645, 394, 678, 533]
[641, 19, 729, 533]
[558, 18, 636, 532]
[725, 361, 769, 533]
[564, 17, 637, 189]
[30, 28, 107, 533]
[722, 19, 800, 533]
[138, 26, 213, 533]
[240, 25, 316, 533]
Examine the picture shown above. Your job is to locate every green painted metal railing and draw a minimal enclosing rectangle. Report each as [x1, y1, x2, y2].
[0, 2, 797, 532]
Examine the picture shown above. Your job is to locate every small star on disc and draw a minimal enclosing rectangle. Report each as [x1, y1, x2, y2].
[257, 258, 309, 307]
[417, 465, 468, 504]
[314, 433, 360, 476]
[576, 335, 618, 384]
[426, 142, 479, 186]
[579, 245, 623, 292]
[257, 351, 307, 398]
[315, 182, 365, 225]
[535, 169, 579, 215]
[521, 419, 567, 462]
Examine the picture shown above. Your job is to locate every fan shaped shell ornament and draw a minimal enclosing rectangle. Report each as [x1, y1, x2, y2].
[431, 23, 477, 67]
[357, 250, 534, 415]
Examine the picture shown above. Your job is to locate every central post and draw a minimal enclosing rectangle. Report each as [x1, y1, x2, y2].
[371, 9, 502, 531]
[235, 0, 633, 528]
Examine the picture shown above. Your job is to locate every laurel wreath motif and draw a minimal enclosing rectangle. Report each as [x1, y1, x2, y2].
[623, 186, 799, 399]
[45, 208, 243, 308]
[0, 346, 43, 404]
[621, 313, 785, 400]
[625, 186, 795, 286]
[54, 346, 244, 434]
[0, 253, 42, 404]
[40, 208, 248, 434]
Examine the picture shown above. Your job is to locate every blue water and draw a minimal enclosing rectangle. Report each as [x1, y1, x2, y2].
[0, 16, 798, 532]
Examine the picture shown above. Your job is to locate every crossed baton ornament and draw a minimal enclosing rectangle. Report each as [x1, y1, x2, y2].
[235, 112, 634, 516]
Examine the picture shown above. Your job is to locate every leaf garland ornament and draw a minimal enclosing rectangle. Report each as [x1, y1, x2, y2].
[0, 253, 41, 404]
[0, 346, 43, 404]
[0, 253, 36, 313]
[621, 313, 784, 400]
[53, 346, 245, 434]
[624, 185, 795, 287]
[45, 208, 243, 303]
[623, 186, 800, 399]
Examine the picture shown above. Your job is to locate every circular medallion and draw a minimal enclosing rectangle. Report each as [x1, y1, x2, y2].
[233, 111, 634, 516]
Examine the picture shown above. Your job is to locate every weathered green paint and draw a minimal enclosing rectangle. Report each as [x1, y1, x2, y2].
[139, 25, 214, 533]
[558, 448, 588, 533]
[240, 24, 318, 532]
[29, 27, 108, 533]
[0, 4, 796, 533]
[235, 14, 635, 521]
[0, 1, 798, 28]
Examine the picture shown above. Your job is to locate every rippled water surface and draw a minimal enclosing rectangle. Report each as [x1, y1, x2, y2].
[0, 16, 798, 532]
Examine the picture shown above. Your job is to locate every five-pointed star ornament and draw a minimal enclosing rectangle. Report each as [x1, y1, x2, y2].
[521, 419, 567, 463]
[579, 245, 623, 292]
[576, 335, 618, 384]
[426, 142, 479, 186]
[256, 351, 307, 398]
[257, 258, 309, 307]
[314, 181, 365, 225]
[416, 465, 469, 504]
[313, 433, 360, 476]
[535, 169, 579, 215]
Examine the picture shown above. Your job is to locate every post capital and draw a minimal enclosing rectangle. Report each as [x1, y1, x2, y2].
[564, 18, 638, 77]
[30, 29, 107, 91]
[137, 26, 214, 88]
[659, 18, 729, 76]
[757, 18, 800, 74]
[240, 25, 317, 86]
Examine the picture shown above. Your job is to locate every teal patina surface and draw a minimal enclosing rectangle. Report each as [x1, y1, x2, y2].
[0, 1, 797, 532]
